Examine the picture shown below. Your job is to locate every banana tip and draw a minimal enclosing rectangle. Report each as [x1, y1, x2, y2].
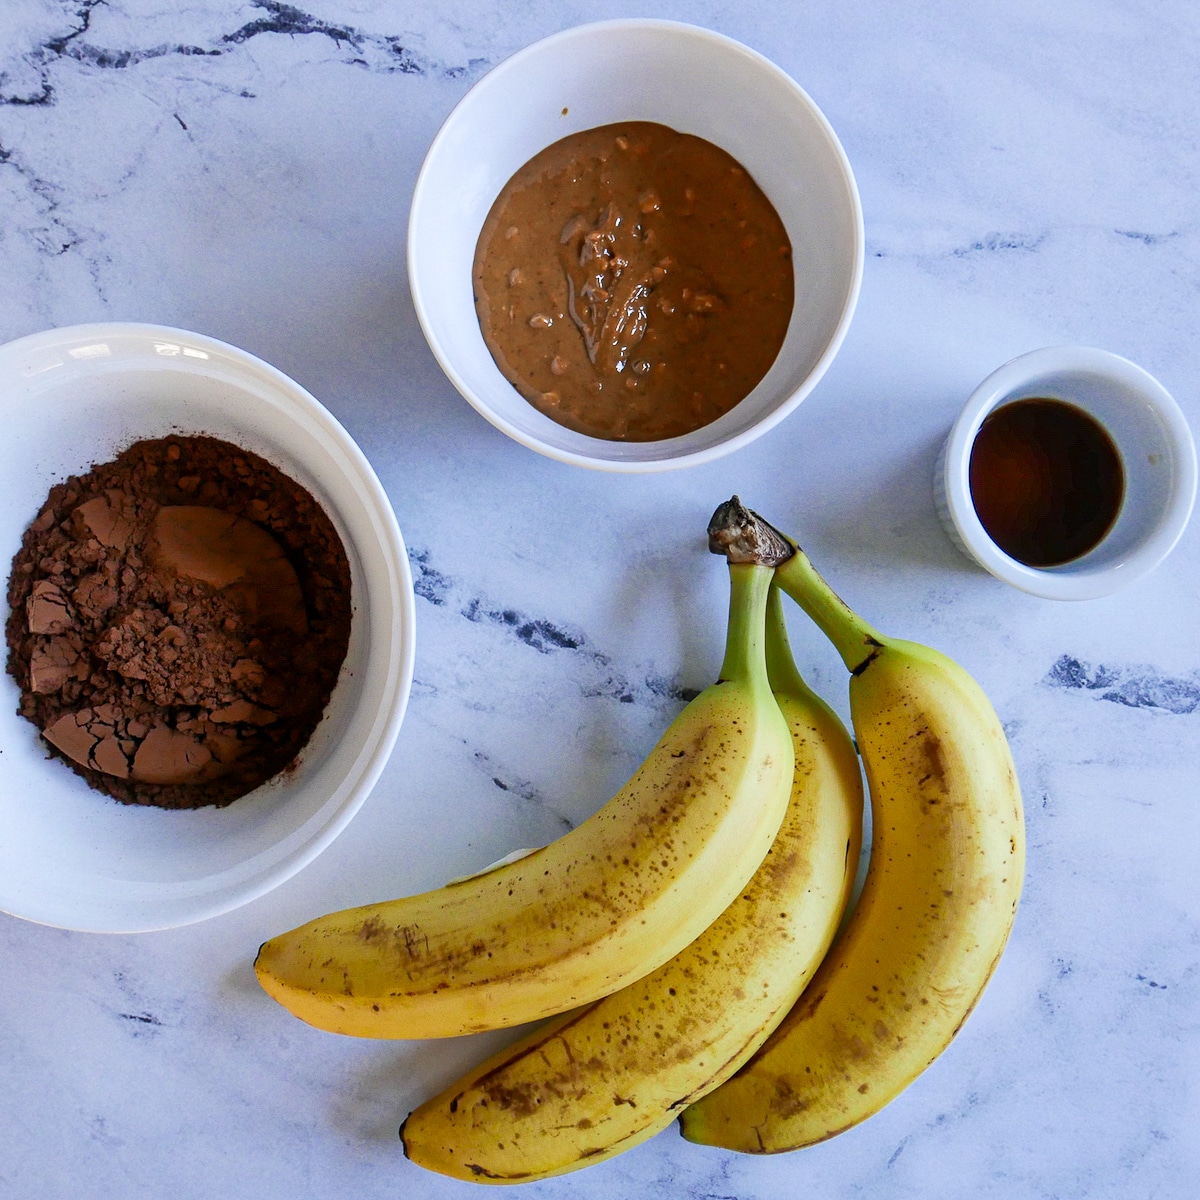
[707, 497, 793, 566]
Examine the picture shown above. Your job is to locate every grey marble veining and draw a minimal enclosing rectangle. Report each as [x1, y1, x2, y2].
[2, 1, 1199, 1197]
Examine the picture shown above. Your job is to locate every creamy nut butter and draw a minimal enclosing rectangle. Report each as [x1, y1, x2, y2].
[473, 123, 794, 442]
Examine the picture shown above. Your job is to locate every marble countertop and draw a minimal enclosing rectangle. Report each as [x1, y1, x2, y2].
[2, 2, 1197, 1197]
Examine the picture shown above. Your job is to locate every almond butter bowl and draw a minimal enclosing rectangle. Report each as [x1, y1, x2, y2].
[408, 19, 864, 472]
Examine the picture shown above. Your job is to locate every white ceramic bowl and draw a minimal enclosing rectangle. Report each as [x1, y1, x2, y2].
[0, 323, 415, 932]
[408, 19, 863, 472]
[935, 346, 1197, 600]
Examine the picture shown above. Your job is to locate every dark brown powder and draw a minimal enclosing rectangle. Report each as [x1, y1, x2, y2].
[5, 436, 352, 809]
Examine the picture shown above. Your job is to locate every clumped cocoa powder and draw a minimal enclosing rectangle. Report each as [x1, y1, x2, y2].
[5, 436, 352, 809]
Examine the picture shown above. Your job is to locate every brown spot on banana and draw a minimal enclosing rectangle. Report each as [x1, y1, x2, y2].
[466, 1163, 527, 1179]
[850, 642, 883, 676]
[770, 1078, 810, 1119]
[793, 987, 828, 1022]
[921, 734, 947, 787]
[357, 916, 388, 944]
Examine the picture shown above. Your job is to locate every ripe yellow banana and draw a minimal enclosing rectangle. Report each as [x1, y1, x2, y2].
[681, 503, 1024, 1153]
[255, 556, 794, 1040]
[400, 579, 863, 1182]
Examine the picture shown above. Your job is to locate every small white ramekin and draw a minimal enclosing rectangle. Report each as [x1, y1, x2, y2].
[408, 19, 863, 472]
[0, 323, 415, 932]
[935, 346, 1196, 600]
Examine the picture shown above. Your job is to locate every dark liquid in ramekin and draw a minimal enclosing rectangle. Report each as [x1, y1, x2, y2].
[969, 397, 1125, 567]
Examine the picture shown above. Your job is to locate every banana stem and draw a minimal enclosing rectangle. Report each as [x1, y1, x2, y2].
[774, 548, 885, 675]
[764, 582, 809, 699]
[718, 563, 774, 686]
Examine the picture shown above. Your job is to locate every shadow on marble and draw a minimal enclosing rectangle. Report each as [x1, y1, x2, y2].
[328, 1025, 535, 1149]
[222, 949, 266, 1001]
[803, 430, 985, 577]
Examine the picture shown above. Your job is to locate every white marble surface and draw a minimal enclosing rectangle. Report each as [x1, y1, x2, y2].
[2, 1, 1198, 1196]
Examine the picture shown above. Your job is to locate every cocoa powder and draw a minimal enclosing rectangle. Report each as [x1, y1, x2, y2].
[5, 436, 352, 809]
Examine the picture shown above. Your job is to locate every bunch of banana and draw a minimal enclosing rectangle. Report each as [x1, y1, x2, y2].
[254, 542, 794, 1040]
[400, 576, 864, 1182]
[681, 500, 1025, 1153]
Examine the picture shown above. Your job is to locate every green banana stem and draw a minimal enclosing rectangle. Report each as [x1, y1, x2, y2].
[764, 582, 810, 699]
[718, 563, 774, 686]
[774, 547, 885, 675]
[706, 495, 884, 676]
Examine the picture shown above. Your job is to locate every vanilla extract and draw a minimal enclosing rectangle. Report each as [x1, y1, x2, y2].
[968, 397, 1125, 567]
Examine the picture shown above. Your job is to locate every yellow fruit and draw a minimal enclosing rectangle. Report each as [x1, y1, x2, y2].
[401, 582, 862, 1181]
[681, 510, 1024, 1153]
[255, 561, 793, 1040]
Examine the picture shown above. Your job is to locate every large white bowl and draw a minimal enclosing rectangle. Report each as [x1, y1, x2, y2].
[408, 19, 863, 472]
[0, 323, 415, 932]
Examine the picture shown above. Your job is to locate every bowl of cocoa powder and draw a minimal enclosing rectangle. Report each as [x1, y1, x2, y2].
[0, 323, 415, 932]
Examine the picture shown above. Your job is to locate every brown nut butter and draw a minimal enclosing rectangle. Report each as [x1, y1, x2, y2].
[473, 122, 794, 442]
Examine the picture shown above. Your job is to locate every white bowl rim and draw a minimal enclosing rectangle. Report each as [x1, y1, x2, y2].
[407, 17, 865, 473]
[0, 320, 417, 931]
[942, 344, 1197, 600]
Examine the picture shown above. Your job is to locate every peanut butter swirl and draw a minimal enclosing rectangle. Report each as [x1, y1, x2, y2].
[473, 122, 794, 442]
